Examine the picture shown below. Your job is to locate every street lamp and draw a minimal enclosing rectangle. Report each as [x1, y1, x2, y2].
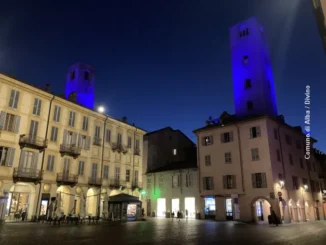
[279, 180, 285, 189]
[98, 106, 105, 113]
[303, 185, 308, 191]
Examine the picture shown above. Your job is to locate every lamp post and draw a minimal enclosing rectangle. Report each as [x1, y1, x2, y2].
[97, 105, 108, 218]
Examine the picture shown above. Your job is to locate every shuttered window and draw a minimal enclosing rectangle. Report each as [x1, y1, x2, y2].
[32, 98, 42, 116]
[8, 89, 20, 109]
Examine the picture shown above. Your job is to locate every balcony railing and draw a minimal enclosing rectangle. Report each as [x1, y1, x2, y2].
[56, 173, 78, 186]
[13, 167, 43, 183]
[93, 137, 102, 146]
[111, 143, 128, 154]
[88, 177, 102, 187]
[109, 178, 126, 189]
[19, 134, 48, 152]
[59, 144, 81, 159]
[132, 181, 142, 190]
[134, 148, 141, 156]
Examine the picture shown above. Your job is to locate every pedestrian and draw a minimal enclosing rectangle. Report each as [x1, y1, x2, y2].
[177, 211, 181, 221]
[172, 211, 174, 220]
[185, 209, 188, 220]
[271, 210, 278, 227]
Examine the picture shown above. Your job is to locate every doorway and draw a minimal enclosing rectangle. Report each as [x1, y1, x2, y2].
[204, 197, 216, 219]
[225, 198, 233, 220]
[185, 197, 196, 218]
[157, 198, 166, 217]
[171, 198, 179, 217]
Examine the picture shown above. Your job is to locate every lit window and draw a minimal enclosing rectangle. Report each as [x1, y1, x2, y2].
[173, 149, 177, 155]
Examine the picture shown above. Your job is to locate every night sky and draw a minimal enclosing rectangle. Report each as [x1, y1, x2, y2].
[0, 0, 325, 150]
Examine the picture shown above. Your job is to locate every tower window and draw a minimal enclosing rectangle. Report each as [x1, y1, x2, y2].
[239, 28, 249, 38]
[243, 55, 249, 64]
[247, 101, 253, 111]
[84, 71, 90, 80]
[70, 71, 75, 80]
[245, 79, 252, 89]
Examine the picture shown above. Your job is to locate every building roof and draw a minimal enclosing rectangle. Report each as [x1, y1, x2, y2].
[144, 126, 195, 145]
[0, 72, 147, 133]
[193, 112, 317, 143]
[146, 160, 197, 174]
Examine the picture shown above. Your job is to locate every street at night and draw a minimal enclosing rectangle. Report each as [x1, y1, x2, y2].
[1, 219, 326, 245]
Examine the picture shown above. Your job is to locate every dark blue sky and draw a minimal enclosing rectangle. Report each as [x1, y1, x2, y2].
[1, 0, 325, 150]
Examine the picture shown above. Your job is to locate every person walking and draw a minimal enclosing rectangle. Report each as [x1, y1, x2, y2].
[172, 211, 175, 221]
[185, 209, 188, 221]
[271, 210, 279, 226]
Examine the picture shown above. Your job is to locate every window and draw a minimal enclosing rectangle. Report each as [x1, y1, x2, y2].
[0, 147, 15, 167]
[68, 111, 76, 127]
[289, 154, 293, 165]
[94, 126, 101, 138]
[8, 89, 20, 109]
[278, 173, 283, 181]
[203, 177, 214, 190]
[172, 175, 179, 187]
[173, 149, 177, 155]
[53, 106, 61, 122]
[251, 148, 259, 161]
[202, 136, 213, 146]
[243, 55, 249, 64]
[46, 155, 55, 171]
[221, 132, 233, 143]
[127, 136, 132, 148]
[70, 71, 75, 80]
[247, 101, 253, 110]
[115, 167, 120, 180]
[205, 155, 211, 166]
[239, 28, 249, 38]
[82, 116, 88, 131]
[135, 139, 140, 150]
[310, 180, 316, 192]
[300, 158, 304, 169]
[285, 134, 292, 145]
[159, 176, 164, 188]
[134, 170, 139, 184]
[249, 126, 261, 138]
[274, 128, 278, 140]
[302, 178, 308, 190]
[244, 79, 251, 89]
[292, 176, 299, 190]
[147, 178, 151, 189]
[103, 165, 109, 179]
[185, 174, 192, 187]
[276, 149, 281, 162]
[117, 133, 122, 144]
[225, 152, 232, 163]
[125, 170, 130, 182]
[223, 175, 236, 189]
[19, 151, 38, 169]
[105, 129, 111, 143]
[0, 112, 21, 133]
[312, 162, 316, 172]
[50, 127, 58, 142]
[29, 120, 39, 136]
[296, 140, 301, 149]
[252, 173, 267, 188]
[32, 98, 42, 116]
[84, 71, 90, 80]
[92, 163, 97, 178]
[306, 160, 311, 171]
[78, 161, 84, 175]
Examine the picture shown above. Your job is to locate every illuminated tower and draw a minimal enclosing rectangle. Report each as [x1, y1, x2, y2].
[230, 17, 278, 118]
[65, 62, 95, 109]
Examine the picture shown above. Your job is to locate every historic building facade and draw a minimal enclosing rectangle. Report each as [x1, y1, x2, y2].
[193, 17, 325, 223]
[0, 63, 146, 221]
[142, 127, 198, 218]
[312, 0, 326, 54]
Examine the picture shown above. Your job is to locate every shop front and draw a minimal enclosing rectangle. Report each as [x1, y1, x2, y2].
[108, 193, 142, 221]
[204, 196, 216, 219]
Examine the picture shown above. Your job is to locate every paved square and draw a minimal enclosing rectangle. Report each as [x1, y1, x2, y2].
[1, 218, 326, 245]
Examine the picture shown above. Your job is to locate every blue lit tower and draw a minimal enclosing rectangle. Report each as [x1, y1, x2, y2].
[230, 17, 278, 118]
[65, 62, 95, 110]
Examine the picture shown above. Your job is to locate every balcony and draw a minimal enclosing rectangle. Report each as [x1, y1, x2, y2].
[109, 178, 126, 189]
[93, 137, 102, 146]
[88, 177, 102, 187]
[132, 181, 142, 191]
[13, 168, 43, 183]
[59, 144, 81, 159]
[134, 148, 141, 156]
[318, 173, 326, 179]
[19, 134, 48, 152]
[56, 173, 78, 187]
[111, 143, 128, 154]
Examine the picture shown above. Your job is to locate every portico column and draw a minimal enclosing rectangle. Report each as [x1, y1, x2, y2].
[283, 203, 291, 223]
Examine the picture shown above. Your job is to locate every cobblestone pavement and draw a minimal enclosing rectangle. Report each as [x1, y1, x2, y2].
[1, 218, 326, 245]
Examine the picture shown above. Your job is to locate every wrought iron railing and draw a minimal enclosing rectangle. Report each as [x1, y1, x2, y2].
[134, 148, 141, 156]
[59, 144, 81, 155]
[132, 181, 142, 189]
[56, 173, 78, 184]
[88, 177, 102, 186]
[93, 137, 102, 146]
[19, 134, 48, 148]
[109, 178, 126, 187]
[13, 167, 43, 180]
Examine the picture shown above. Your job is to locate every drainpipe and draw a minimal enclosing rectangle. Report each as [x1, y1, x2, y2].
[97, 115, 109, 217]
[235, 124, 245, 193]
[35, 95, 55, 218]
[277, 125, 291, 222]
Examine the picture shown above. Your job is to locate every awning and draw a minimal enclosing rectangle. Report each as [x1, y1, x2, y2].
[108, 193, 141, 203]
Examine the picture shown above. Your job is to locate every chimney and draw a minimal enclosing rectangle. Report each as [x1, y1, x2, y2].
[68, 92, 77, 102]
[122, 116, 127, 123]
[44, 84, 51, 92]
